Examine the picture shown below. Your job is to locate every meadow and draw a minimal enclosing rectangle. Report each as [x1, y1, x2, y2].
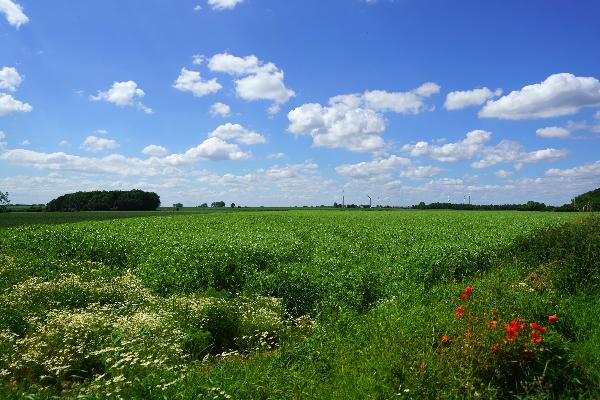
[0, 210, 598, 399]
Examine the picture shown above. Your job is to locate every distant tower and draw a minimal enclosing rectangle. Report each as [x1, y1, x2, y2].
[468, 193, 471, 205]
[342, 189, 345, 208]
[367, 195, 372, 208]
[447, 194, 451, 203]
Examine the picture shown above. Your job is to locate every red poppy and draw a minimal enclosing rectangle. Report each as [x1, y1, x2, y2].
[548, 314, 558, 323]
[464, 285, 473, 294]
[488, 320, 498, 328]
[440, 335, 449, 343]
[530, 330, 543, 344]
[492, 342, 500, 353]
[505, 320, 520, 340]
[530, 323, 546, 335]
[460, 293, 469, 300]
[454, 306, 465, 318]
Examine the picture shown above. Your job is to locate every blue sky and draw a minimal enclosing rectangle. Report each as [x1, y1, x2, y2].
[1, 0, 599, 206]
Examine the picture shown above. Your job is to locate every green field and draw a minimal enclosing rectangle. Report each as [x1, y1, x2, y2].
[0, 210, 599, 398]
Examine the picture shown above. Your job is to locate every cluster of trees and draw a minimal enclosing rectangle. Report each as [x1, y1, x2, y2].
[46, 190, 160, 212]
[0, 191, 9, 212]
[410, 201, 571, 212]
[195, 201, 237, 208]
[572, 187, 600, 211]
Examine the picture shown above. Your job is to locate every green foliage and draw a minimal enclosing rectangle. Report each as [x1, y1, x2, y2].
[0, 210, 598, 398]
[46, 189, 160, 212]
[572, 187, 600, 211]
[0, 191, 9, 212]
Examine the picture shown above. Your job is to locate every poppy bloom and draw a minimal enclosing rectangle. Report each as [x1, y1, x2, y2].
[548, 314, 559, 323]
[487, 320, 498, 328]
[460, 293, 469, 300]
[530, 323, 546, 335]
[506, 320, 520, 340]
[530, 330, 543, 344]
[464, 285, 473, 294]
[492, 342, 500, 353]
[454, 306, 465, 318]
[440, 335, 449, 343]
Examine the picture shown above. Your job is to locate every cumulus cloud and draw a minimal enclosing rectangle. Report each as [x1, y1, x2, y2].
[402, 130, 492, 162]
[142, 144, 168, 157]
[192, 54, 204, 64]
[91, 81, 153, 114]
[208, 123, 266, 145]
[335, 155, 411, 178]
[1, 136, 251, 177]
[0, 66, 23, 91]
[80, 136, 119, 153]
[267, 152, 286, 160]
[288, 83, 439, 153]
[545, 160, 600, 178]
[208, 53, 294, 112]
[207, 0, 244, 10]
[479, 73, 600, 119]
[402, 130, 567, 169]
[0, 0, 28, 28]
[494, 169, 513, 178]
[444, 87, 502, 110]
[0, 93, 32, 116]
[173, 68, 222, 97]
[536, 126, 571, 139]
[210, 102, 231, 117]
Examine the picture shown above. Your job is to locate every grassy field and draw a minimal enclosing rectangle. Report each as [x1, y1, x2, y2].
[0, 210, 598, 399]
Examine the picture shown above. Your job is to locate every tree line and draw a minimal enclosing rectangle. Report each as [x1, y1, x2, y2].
[46, 190, 160, 212]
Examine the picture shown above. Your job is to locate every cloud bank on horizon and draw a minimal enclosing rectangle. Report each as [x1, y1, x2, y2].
[1, 0, 600, 206]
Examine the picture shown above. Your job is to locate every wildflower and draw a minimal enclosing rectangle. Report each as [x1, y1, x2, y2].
[464, 285, 473, 294]
[460, 293, 469, 300]
[548, 314, 558, 324]
[530, 323, 546, 335]
[454, 306, 465, 318]
[491, 342, 500, 353]
[419, 362, 426, 369]
[487, 320, 498, 329]
[492, 308, 498, 319]
[440, 335, 449, 343]
[505, 320, 520, 340]
[530, 330, 543, 344]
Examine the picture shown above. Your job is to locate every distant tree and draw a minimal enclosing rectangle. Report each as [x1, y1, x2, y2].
[230, 202, 236, 208]
[173, 203, 183, 210]
[211, 201, 226, 208]
[199, 203, 208, 208]
[572, 187, 600, 211]
[47, 190, 160, 212]
[0, 191, 10, 212]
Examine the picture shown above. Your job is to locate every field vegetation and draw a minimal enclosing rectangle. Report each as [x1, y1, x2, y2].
[0, 210, 598, 398]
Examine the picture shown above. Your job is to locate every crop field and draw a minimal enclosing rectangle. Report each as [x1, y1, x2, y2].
[0, 210, 599, 399]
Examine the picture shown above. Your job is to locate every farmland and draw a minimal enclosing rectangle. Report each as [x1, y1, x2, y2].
[0, 210, 599, 399]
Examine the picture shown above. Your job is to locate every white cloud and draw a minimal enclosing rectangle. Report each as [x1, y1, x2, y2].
[193, 5, 202, 12]
[0, 0, 28, 28]
[91, 81, 153, 114]
[494, 169, 513, 178]
[142, 144, 168, 157]
[0, 93, 32, 116]
[0, 130, 5, 139]
[80, 136, 119, 153]
[479, 73, 600, 119]
[444, 87, 502, 110]
[208, 53, 295, 112]
[208, 53, 259, 75]
[545, 160, 600, 178]
[288, 83, 439, 153]
[0, 66, 23, 91]
[208, 123, 266, 145]
[402, 130, 492, 162]
[210, 102, 231, 117]
[58, 140, 70, 147]
[173, 68, 222, 97]
[363, 82, 440, 114]
[595, 110, 600, 120]
[402, 130, 567, 169]
[1, 137, 251, 177]
[95, 129, 109, 135]
[207, 0, 244, 10]
[267, 152, 286, 160]
[335, 155, 411, 178]
[536, 126, 570, 139]
[20, 139, 30, 146]
[399, 166, 443, 179]
[192, 54, 204, 64]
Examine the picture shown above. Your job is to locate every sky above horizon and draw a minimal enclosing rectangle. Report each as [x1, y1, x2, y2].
[1, 0, 600, 207]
